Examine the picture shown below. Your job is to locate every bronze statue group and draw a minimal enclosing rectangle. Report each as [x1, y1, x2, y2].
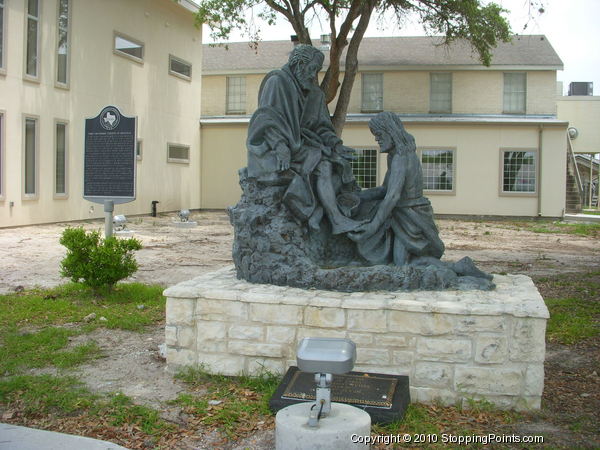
[231, 44, 492, 291]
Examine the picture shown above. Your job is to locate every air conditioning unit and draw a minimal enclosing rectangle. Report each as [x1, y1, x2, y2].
[568, 82, 593, 96]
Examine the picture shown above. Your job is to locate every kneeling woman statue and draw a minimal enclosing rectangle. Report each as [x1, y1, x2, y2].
[348, 112, 444, 266]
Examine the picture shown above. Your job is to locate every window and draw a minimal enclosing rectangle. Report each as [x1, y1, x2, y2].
[136, 140, 143, 161]
[361, 73, 383, 112]
[0, 0, 5, 72]
[351, 148, 378, 188]
[226, 76, 246, 114]
[0, 112, 4, 199]
[55, 121, 67, 196]
[503, 73, 526, 114]
[169, 55, 192, 80]
[167, 143, 189, 163]
[114, 32, 144, 62]
[430, 73, 452, 113]
[419, 149, 455, 192]
[501, 150, 536, 193]
[23, 117, 38, 197]
[25, 0, 40, 78]
[56, 0, 70, 86]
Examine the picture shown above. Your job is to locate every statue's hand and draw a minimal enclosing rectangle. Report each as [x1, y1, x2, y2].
[347, 220, 378, 241]
[335, 143, 357, 161]
[275, 144, 291, 172]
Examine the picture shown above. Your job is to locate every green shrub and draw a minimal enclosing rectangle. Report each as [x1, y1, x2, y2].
[60, 227, 142, 290]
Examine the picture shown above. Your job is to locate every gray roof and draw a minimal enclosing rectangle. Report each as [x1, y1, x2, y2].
[203, 35, 563, 73]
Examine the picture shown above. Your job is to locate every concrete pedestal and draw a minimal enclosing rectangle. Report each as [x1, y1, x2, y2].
[275, 402, 371, 450]
[165, 266, 549, 410]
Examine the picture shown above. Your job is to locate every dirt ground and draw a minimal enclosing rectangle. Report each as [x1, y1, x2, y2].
[1, 211, 598, 294]
[1, 211, 599, 448]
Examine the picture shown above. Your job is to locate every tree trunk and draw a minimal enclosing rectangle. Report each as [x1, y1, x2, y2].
[331, 0, 376, 136]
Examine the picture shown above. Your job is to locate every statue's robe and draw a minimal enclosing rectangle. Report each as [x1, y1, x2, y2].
[355, 149, 445, 265]
[246, 64, 354, 222]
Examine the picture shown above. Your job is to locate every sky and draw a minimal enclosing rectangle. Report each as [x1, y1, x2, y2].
[203, 0, 600, 96]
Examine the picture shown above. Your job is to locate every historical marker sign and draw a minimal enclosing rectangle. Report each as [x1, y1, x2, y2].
[84, 105, 136, 204]
[269, 366, 410, 424]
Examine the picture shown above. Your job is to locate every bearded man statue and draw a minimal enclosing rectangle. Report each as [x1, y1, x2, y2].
[246, 44, 362, 234]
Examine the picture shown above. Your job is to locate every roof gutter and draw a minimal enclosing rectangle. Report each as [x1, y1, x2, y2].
[199, 114, 570, 127]
[174, 0, 200, 13]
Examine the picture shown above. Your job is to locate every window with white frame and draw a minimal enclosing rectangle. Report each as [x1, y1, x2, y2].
[169, 55, 192, 80]
[226, 76, 246, 114]
[0, 0, 5, 71]
[361, 73, 383, 112]
[114, 32, 144, 62]
[24, 117, 38, 196]
[55, 122, 67, 196]
[167, 143, 189, 163]
[351, 148, 378, 188]
[430, 73, 452, 113]
[25, 0, 40, 78]
[503, 73, 526, 114]
[502, 150, 536, 193]
[419, 149, 454, 192]
[0, 112, 4, 199]
[56, 0, 70, 86]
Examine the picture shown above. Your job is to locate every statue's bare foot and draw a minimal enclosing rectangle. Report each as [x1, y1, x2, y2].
[452, 257, 493, 280]
[331, 217, 364, 235]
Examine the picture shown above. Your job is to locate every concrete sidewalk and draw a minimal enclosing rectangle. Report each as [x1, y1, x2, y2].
[564, 213, 600, 223]
[0, 423, 129, 450]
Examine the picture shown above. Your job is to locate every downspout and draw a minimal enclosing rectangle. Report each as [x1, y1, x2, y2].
[590, 153, 594, 208]
[537, 125, 543, 217]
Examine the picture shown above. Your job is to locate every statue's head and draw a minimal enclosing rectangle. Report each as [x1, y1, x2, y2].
[288, 44, 325, 89]
[369, 112, 415, 154]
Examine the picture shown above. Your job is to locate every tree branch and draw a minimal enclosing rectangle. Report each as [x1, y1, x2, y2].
[332, 0, 376, 134]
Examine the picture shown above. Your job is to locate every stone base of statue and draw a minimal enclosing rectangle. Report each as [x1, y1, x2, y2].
[228, 170, 493, 292]
[164, 267, 548, 410]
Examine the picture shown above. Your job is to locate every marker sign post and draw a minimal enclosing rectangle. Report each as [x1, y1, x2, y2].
[84, 106, 136, 237]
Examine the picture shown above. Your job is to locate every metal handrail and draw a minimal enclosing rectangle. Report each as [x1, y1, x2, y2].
[567, 135, 584, 198]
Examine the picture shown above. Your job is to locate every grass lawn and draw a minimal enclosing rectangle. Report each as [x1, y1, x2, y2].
[582, 209, 600, 216]
[501, 220, 600, 238]
[1, 268, 599, 448]
[0, 283, 183, 447]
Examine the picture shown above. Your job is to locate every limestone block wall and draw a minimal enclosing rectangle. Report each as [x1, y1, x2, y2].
[164, 266, 549, 410]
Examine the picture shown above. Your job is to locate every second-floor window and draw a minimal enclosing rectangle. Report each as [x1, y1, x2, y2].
[114, 32, 144, 63]
[362, 73, 383, 112]
[430, 73, 452, 113]
[56, 0, 70, 86]
[226, 76, 246, 114]
[169, 55, 192, 80]
[503, 73, 526, 114]
[25, 0, 40, 78]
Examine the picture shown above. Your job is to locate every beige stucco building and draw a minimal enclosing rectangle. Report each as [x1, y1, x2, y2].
[557, 95, 600, 155]
[1, 10, 581, 227]
[0, 0, 202, 227]
[201, 36, 569, 217]
[557, 95, 600, 208]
